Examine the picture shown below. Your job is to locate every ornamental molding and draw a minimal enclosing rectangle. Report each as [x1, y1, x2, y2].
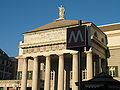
[23, 43, 66, 54]
[108, 45, 120, 50]
[106, 32, 120, 37]
[19, 40, 65, 48]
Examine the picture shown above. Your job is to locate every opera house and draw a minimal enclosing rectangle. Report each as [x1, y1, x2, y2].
[0, 6, 120, 90]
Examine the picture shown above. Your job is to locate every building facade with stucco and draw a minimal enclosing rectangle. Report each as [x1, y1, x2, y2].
[0, 49, 17, 80]
[99, 23, 120, 81]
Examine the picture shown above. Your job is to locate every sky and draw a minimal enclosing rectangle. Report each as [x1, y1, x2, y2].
[0, 0, 120, 57]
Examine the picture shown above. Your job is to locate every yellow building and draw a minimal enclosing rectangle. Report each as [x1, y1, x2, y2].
[99, 23, 120, 80]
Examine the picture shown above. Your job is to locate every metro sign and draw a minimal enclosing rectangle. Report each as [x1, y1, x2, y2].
[67, 26, 87, 50]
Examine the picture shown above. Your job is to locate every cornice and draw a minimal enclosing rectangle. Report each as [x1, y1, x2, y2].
[107, 33, 120, 37]
[108, 45, 120, 50]
[105, 30, 120, 37]
[24, 27, 66, 35]
[98, 23, 120, 27]
[19, 40, 66, 48]
[20, 49, 78, 58]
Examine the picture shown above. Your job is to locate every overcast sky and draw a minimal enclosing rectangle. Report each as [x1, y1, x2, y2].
[0, 0, 120, 57]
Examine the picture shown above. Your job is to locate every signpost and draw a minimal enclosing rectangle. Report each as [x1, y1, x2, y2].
[67, 25, 87, 50]
[67, 20, 87, 90]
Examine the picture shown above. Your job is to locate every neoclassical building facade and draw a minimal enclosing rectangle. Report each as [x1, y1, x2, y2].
[13, 18, 108, 90]
[1, 7, 119, 90]
[1, 21, 120, 90]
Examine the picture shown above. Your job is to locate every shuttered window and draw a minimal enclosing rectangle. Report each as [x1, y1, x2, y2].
[108, 66, 118, 77]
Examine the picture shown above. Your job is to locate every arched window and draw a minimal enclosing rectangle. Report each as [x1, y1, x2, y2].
[101, 38, 104, 43]
[94, 32, 98, 38]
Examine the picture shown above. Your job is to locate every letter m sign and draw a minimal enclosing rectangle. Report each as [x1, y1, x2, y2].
[67, 26, 87, 50]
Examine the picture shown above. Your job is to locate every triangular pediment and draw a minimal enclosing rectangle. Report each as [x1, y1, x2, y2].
[25, 19, 90, 33]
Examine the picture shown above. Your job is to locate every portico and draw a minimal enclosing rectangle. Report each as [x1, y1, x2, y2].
[19, 45, 108, 90]
[20, 49, 80, 90]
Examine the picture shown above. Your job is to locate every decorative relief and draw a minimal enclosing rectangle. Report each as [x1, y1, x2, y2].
[24, 28, 66, 44]
[23, 44, 66, 54]
[46, 46, 51, 51]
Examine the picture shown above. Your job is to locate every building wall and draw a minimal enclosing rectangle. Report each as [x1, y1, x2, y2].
[99, 23, 120, 79]
[0, 49, 17, 80]
[108, 48, 120, 77]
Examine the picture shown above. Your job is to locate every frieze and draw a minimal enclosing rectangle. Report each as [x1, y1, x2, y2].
[24, 28, 66, 44]
[23, 44, 66, 54]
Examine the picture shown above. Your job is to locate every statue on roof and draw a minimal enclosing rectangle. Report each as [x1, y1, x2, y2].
[58, 5, 65, 19]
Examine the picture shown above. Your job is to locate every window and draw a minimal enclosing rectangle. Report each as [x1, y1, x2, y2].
[0, 72, 2, 79]
[108, 66, 118, 77]
[27, 71, 33, 80]
[0, 73, 4, 79]
[0, 87, 3, 90]
[101, 38, 104, 43]
[82, 69, 87, 80]
[1, 60, 4, 64]
[17, 71, 22, 80]
[94, 32, 98, 38]
[0, 66, 4, 71]
[50, 72, 54, 80]
[5, 67, 9, 72]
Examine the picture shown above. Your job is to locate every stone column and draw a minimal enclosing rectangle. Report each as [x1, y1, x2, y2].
[86, 50, 93, 80]
[3, 87, 7, 90]
[72, 53, 78, 90]
[44, 55, 51, 90]
[93, 59, 96, 76]
[58, 54, 64, 90]
[21, 58, 28, 90]
[32, 57, 39, 90]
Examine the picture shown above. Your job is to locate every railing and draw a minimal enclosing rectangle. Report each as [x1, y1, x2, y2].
[0, 80, 21, 87]
[0, 80, 32, 87]
[82, 69, 87, 81]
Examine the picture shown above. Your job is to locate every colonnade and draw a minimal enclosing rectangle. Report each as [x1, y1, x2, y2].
[21, 50, 104, 90]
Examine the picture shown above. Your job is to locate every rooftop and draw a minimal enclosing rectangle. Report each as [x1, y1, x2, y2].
[98, 23, 120, 32]
[24, 19, 91, 33]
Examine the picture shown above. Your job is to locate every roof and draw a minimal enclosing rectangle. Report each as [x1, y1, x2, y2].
[76, 72, 120, 89]
[82, 72, 120, 85]
[84, 72, 120, 89]
[24, 19, 91, 33]
[89, 72, 119, 82]
[98, 23, 120, 32]
[0, 48, 9, 59]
